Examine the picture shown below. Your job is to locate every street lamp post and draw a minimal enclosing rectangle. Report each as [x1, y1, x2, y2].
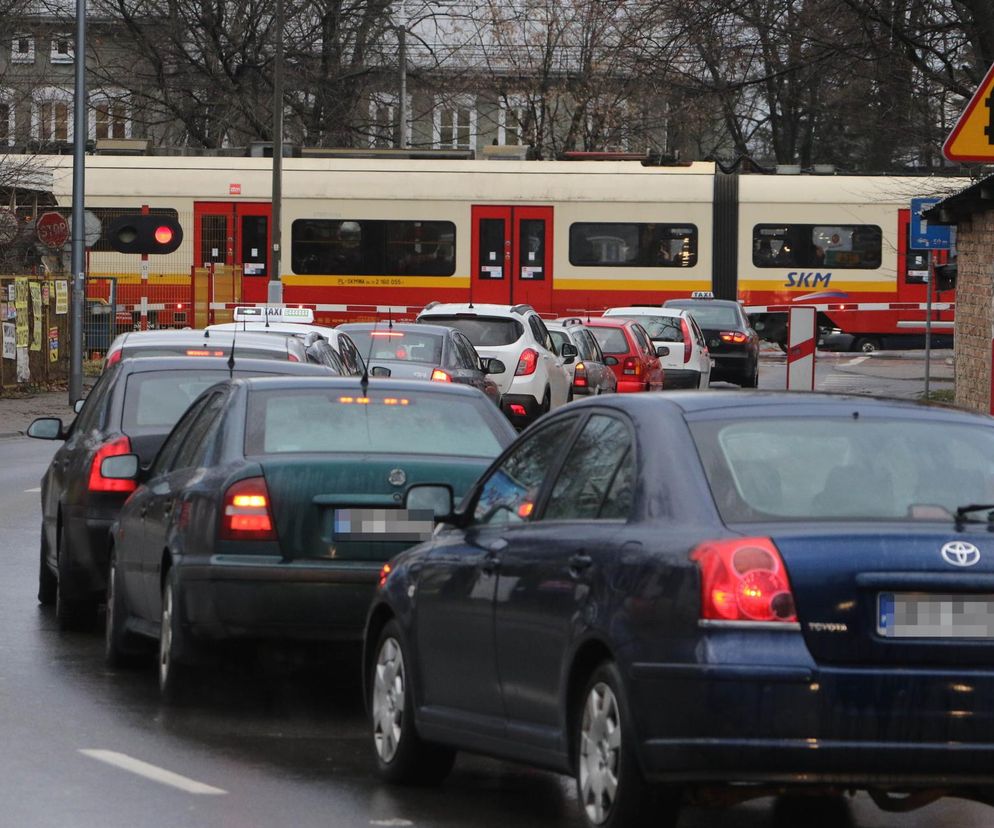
[267, 0, 284, 304]
[69, 0, 87, 403]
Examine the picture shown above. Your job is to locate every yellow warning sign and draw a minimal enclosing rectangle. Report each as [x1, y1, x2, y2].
[944, 63, 994, 162]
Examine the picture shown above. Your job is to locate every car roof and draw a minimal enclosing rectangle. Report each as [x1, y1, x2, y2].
[339, 322, 452, 337]
[665, 298, 742, 309]
[605, 306, 685, 318]
[585, 317, 632, 328]
[114, 356, 331, 375]
[418, 303, 531, 317]
[117, 328, 302, 348]
[206, 322, 338, 338]
[233, 375, 487, 398]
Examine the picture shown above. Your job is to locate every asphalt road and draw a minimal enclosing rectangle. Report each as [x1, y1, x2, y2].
[0, 360, 990, 828]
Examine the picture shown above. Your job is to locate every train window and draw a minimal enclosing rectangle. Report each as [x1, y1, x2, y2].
[753, 224, 882, 269]
[568, 223, 697, 268]
[479, 219, 506, 280]
[291, 219, 456, 277]
[519, 219, 545, 280]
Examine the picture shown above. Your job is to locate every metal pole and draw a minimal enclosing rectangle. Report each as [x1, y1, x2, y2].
[924, 255, 934, 398]
[68, 0, 87, 403]
[398, 24, 407, 149]
[267, 0, 284, 305]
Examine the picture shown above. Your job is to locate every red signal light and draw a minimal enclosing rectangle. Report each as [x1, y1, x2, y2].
[154, 225, 174, 245]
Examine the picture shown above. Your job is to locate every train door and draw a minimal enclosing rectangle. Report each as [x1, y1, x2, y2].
[193, 202, 272, 305]
[471, 205, 553, 310]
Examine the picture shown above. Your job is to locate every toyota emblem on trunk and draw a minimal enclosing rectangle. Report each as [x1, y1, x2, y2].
[941, 541, 981, 567]
[388, 468, 407, 487]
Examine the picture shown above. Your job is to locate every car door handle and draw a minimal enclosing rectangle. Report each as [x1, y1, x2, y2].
[569, 553, 593, 575]
[481, 552, 502, 575]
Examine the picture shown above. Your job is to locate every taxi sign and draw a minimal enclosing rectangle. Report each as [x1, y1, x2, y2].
[690, 291, 714, 299]
[943, 62, 994, 162]
[233, 305, 314, 323]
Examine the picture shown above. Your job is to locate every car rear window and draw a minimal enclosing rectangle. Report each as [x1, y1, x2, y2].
[245, 389, 506, 458]
[690, 416, 994, 522]
[588, 326, 630, 355]
[422, 316, 523, 347]
[121, 345, 286, 361]
[669, 304, 739, 329]
[612, 314, 683, 341]
[122, 369, 254, 433]
[344, 330, 444, 364]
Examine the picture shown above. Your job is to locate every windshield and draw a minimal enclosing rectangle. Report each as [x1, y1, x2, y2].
[345, 330, 444, 364]
[690, 416, 994, 522]
[669, 304, 739, 329]
[246, 389, 505, 458]
[422, 316, 523, 347]
[121, 345, 286, 361]
[588, 326, 630, 355]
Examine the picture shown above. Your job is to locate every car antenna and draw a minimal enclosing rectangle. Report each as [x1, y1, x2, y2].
[360, 319, 376, 396]
[228, 327, 237, 378]
[388, 307, 393, 331]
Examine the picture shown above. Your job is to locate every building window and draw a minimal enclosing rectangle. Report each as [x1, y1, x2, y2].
[11, 34, 34, 64]
[368, 93, 398, 149]
[50, 34, 73, 64]
[498, 97, 530, 146]
[92, 95, 130, 140]
[34, 90, 72, 142]
[434, 97, 476, 150]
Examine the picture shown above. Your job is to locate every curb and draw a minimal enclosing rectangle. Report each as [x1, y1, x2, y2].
[0, 431, 24, 440]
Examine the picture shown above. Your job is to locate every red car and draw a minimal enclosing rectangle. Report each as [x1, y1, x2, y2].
[586, 317, 665, 392]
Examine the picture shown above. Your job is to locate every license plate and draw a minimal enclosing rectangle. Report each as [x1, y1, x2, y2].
[877, 592, 994, 638]
[332, 508, 434, 542]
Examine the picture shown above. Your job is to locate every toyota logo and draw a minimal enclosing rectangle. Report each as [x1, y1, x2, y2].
[940, 541, 981, 567]
[388, 468, 407, 487]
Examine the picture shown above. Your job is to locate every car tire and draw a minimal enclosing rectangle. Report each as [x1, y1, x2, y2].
[541, 388, 551, 414]
[38, 525, 57, 606]
[575, 662, 680, 828]
[159, 568, 196, 703]
[567, 388, 575, 403]
[740, 362, 759, 388]
[105, 547, 144, 668]
[853, 336, 882, 354]
[55, 524, 98, 632]
[370, 619, 456, 785]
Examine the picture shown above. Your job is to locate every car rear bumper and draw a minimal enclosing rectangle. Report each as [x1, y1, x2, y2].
[617, 379, 648, 393]
[629, 647, 994, 784]
[175, 556, 380, 643]
[661, 369, 701, 389]
[62, 508, 117, 600]
[501, 393, 544, 427]
[710, 351, 754, 381]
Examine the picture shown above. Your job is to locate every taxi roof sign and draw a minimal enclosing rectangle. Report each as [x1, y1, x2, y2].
[233, 306, 315, 323]
[690, 291, 714, 299]
[943, 62, 994, 162]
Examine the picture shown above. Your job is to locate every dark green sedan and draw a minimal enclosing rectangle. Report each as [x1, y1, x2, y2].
[102, 376, 515, 700]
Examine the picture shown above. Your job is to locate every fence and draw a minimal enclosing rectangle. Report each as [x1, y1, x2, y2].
[0, 275, 72, 391]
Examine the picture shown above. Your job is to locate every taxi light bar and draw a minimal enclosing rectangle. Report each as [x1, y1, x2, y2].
[186, 349, 225, 357]
[691, 538, 797, 623]
[221, 477, 276, 541]
[88, 435, 137, 493]
[233, 305, 315, 324]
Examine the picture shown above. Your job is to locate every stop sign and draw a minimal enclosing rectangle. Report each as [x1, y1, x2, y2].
[37, 211, 70, 248]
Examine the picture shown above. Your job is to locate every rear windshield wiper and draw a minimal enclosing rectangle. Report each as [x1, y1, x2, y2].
[955, 504, 994, 527]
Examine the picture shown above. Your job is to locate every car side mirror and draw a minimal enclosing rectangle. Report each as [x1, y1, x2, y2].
[27, 417, 64, 440]
[370, 365, 391, 378]
[406, 483, 455, 522]
[604, 355, 619, 366]
[100, 453, 140, 481]
[73, 399, 85, 414]
[482, 358, 506, 376]
[655, 345, 670, 358]
[560, 343, 579, 362]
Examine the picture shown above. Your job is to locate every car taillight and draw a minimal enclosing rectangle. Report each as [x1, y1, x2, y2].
[720, 331, 748, 344]
[379, 563, 392, 588]
[105, 349, 122, 367]
[622, 355, 641, 376]
[515, 348, 538, 376]
[288, 353, 300, 362]
[573, 361, 588, 387]
[691, 538, 797, 623]
[680, 319, 692, 363]
[185, 349, 225, 357]
[88, 436, 137, 493]
[431, 368, 452, 382]
[220, 477, 276, 541]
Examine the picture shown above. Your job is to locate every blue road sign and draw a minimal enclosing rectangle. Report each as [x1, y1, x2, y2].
[910, 197, 952, 250]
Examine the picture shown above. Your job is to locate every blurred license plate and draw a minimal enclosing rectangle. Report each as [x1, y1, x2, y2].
[877, 593, 994, 638]
[332, 508, 434, 542]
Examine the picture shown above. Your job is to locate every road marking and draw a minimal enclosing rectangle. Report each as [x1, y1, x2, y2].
[370, 821, 414, 827]
[79, 749, 227, 795]
[24, 487, 41, 493]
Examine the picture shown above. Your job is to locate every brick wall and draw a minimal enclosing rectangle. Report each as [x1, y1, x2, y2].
[954, 212, 994, 413]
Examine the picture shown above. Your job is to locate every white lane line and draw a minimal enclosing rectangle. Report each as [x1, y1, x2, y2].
[24, 487, 41, 493]
[370, 821, 414, 827]
[79, 749, 227, 795]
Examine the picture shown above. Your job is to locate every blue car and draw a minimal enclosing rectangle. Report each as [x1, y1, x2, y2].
[364, 391, 994, 827]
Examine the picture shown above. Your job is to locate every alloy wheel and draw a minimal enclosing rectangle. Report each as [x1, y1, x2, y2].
[578, 681, 623, 825]
[372, 636, 406, 763]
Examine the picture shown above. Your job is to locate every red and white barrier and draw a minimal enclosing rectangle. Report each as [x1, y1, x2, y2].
[786, 306, 816, 390]
[745, 301, 954, 313]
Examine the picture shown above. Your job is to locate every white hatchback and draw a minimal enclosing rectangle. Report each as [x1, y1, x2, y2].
[603, 306, 712, 388]
[417, 302, 572, 427]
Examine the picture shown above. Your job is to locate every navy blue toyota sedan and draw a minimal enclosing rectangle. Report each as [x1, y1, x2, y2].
[364, 392, 994, 827]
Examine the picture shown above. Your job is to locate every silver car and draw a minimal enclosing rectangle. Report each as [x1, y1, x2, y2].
[547, 318, 618, 398]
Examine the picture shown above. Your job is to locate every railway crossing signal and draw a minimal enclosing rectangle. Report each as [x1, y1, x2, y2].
[944, 62, 994, 162]
[106, 214, 183, 254]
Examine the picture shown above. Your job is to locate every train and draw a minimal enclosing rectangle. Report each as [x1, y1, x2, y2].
[15, 153, 966, 348]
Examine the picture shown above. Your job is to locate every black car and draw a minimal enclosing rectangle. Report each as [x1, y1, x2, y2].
[364, 392, 994, 827]
[27, 356, 332, 630]
[102, 376, 516, 699]
[664, 296, 759, 387]
[338, 322, 504, 406]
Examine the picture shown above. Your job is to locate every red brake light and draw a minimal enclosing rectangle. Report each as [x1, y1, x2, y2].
[622, 355, 641, 376]
[185, 349, 225, 357]
[680, 319, 692, 363]
[515, 348, 538, 376]
[154, 225, 174, 245]
[720, 331, 748, 344]
[221, 477, 276, 540]
[288, 353, 300, 362]
[88, 435, 136, 493]
[573, 361, 588, 387]
[431, 369, 452, 382]
[105, 349, 122, 367]
[691, 538, 796, 622]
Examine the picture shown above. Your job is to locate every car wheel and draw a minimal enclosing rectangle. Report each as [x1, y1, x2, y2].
[541, 388, 551, 414]
[159, 568, 195, 703]
[567, 388, 575, 403]
[38, 525, 57, 606]
[853, 336, 882, 354]
[740, 362, 759, 388]
[575, 662, 680, 828]
[371, 619, 456, 785]
[55, 524, 98, 632]
[105, 547, 143, 668]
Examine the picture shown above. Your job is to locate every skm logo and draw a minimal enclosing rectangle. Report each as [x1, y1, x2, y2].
[784, 272, 832, 288]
